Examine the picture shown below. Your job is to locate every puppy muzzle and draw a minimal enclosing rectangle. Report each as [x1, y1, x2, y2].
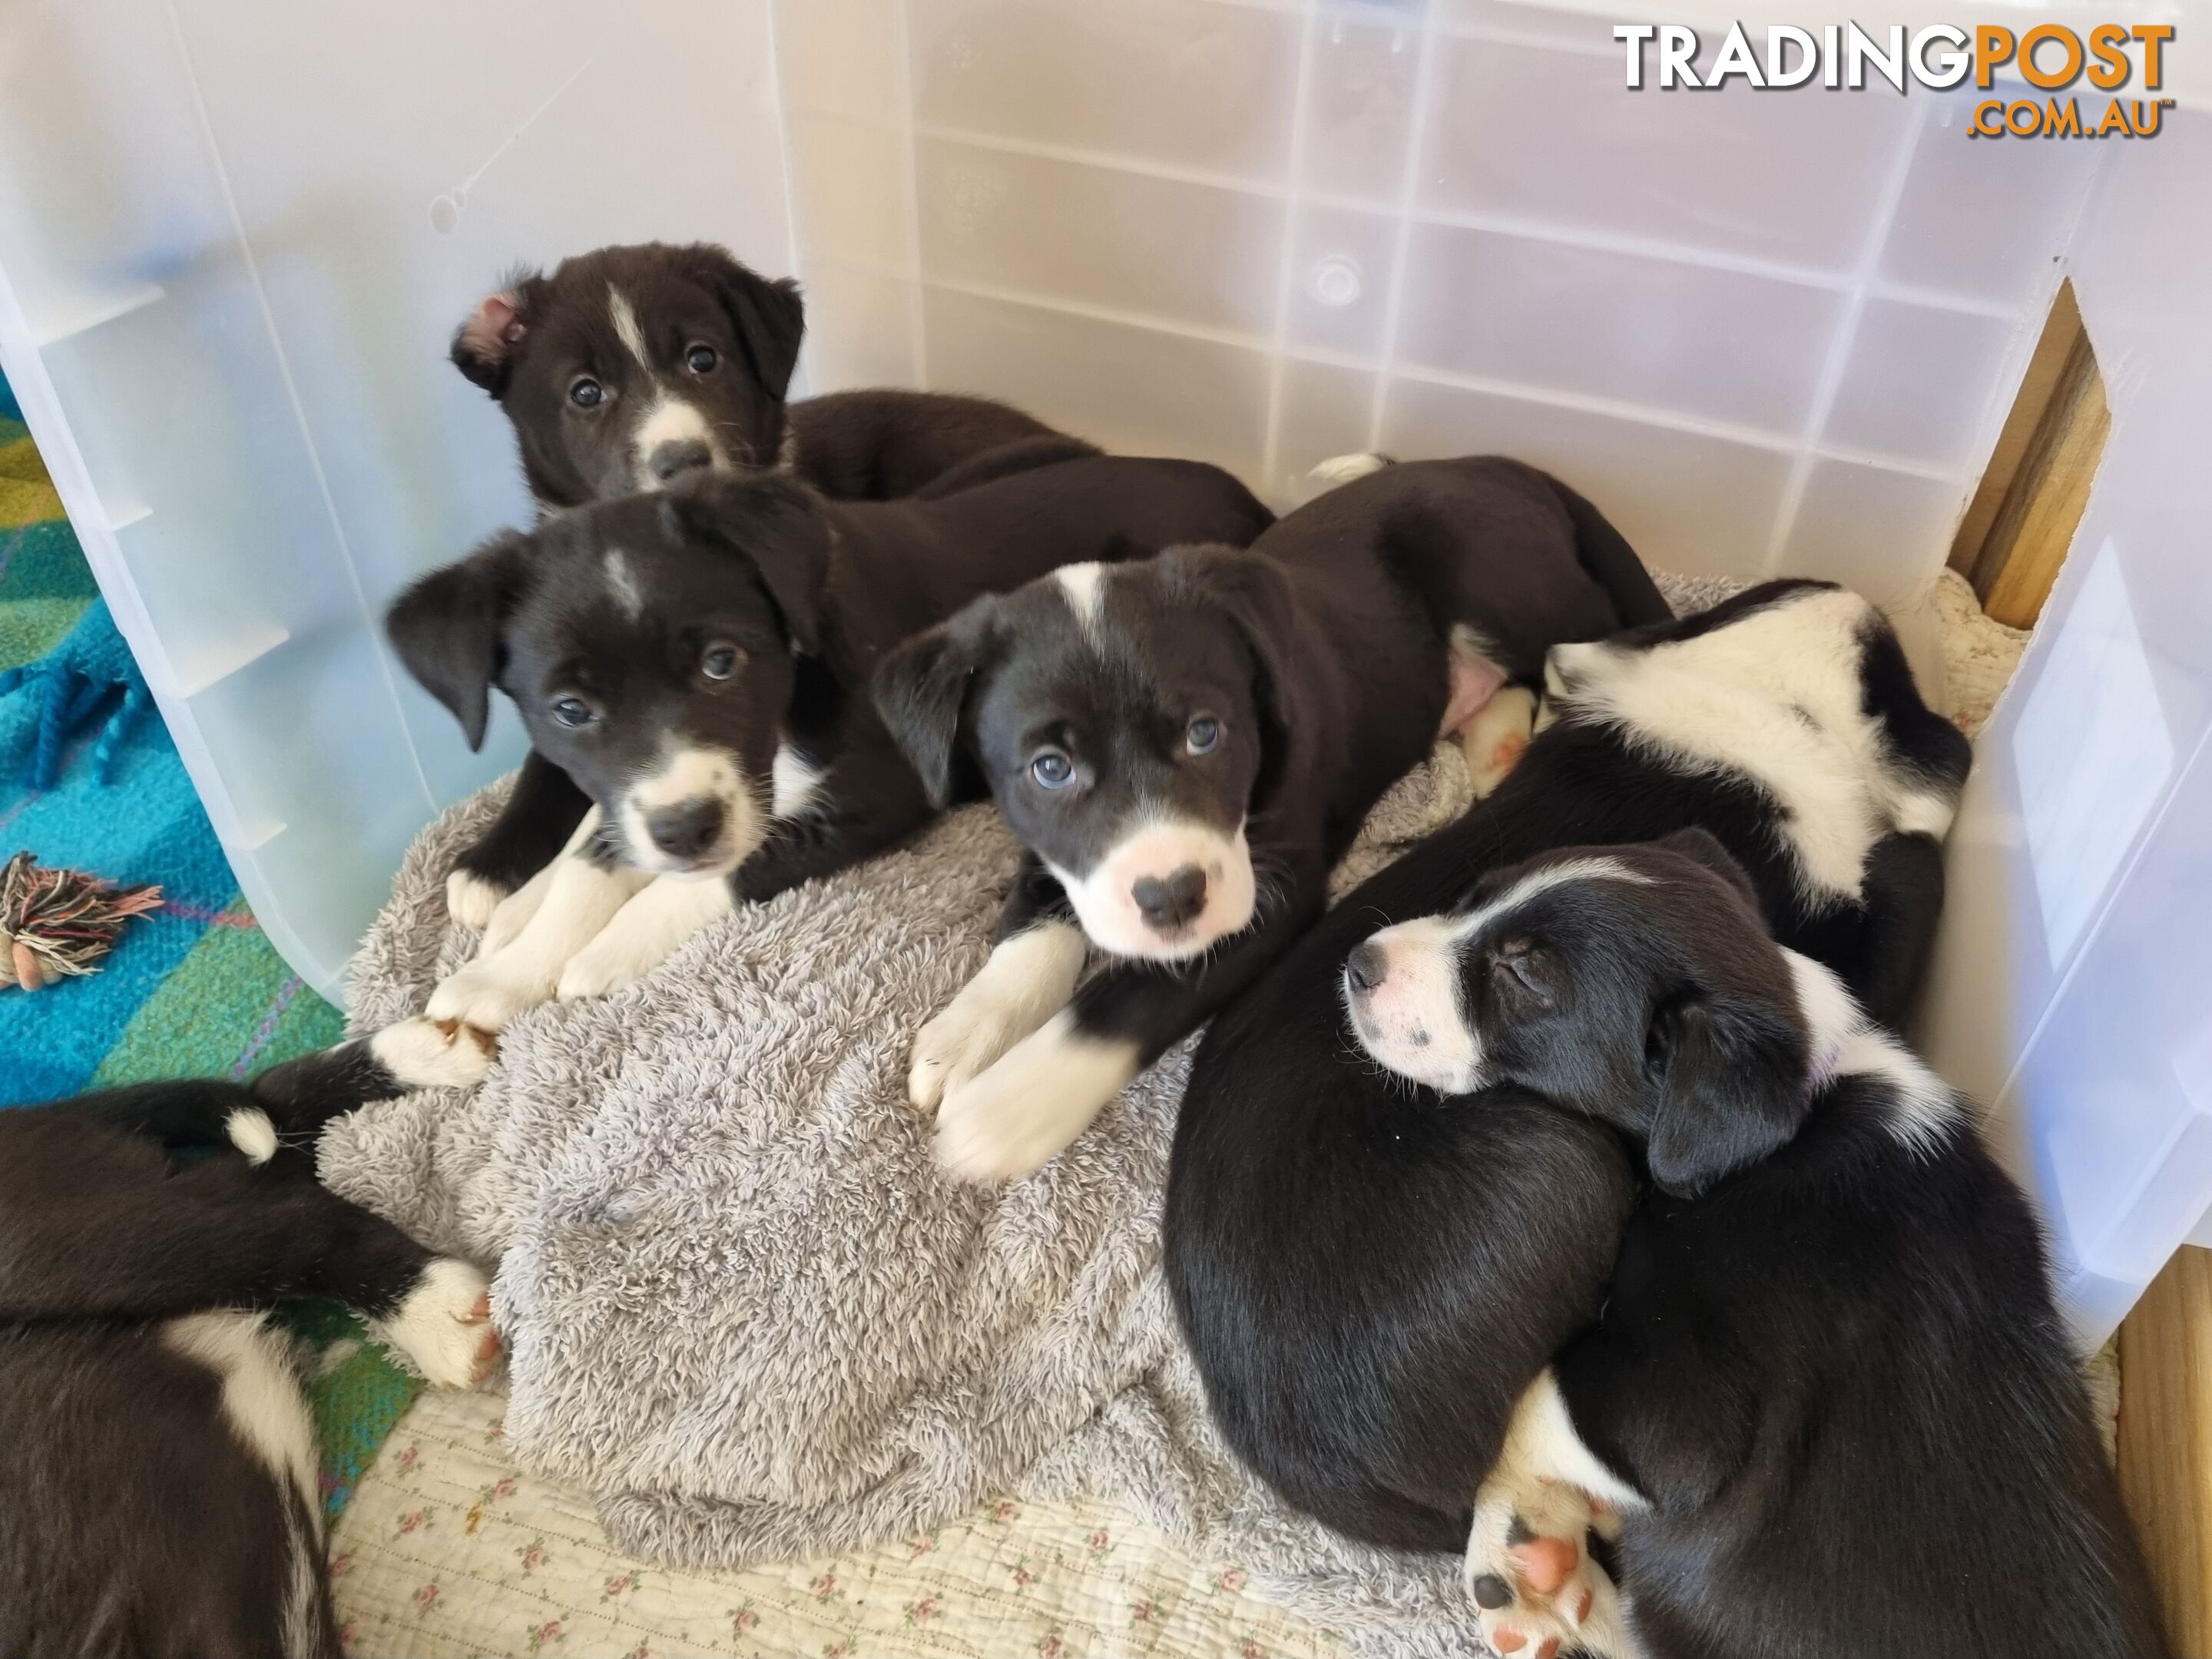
[617, 744, 761, 877]
[1052, 820, 1258, 961]
[1343, 917, 1487, 1094]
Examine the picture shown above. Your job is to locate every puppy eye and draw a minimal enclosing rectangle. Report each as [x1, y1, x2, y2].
[550, 695, 598, 729]
[569, 377, 605, 409]
[1185, 716, 1221, 756]
[684, 344, 718, 375]
[1490, 939, 1551, 1002]
[701, 643, 743, 681]
[1030, 749, 1076, 790]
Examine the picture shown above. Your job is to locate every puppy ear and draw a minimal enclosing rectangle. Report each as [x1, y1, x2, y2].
[661, 474, 832, 652]
[1644, 988, 1808, 1199]
[386, 531, 531, 751]
[691, 244, 805, 400]
[873, 604, 1000, 810]
[1164, 545, 1306, 808]
[450, 270, 541, 397]
[1652, 827, 1760, 911]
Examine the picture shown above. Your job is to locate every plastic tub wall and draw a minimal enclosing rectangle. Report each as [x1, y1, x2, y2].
[1919, 107, 2212, 1349]
[0, 0, 2187, 1343]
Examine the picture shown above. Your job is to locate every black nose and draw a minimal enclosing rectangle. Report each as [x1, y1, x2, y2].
[649, 439, 713, 483]
[646, 798, 724, 859]
[1345, 942, 1386, 996]
[1131, 866, 1208, 932]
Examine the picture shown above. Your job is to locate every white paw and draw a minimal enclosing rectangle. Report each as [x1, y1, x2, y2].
[1309, 452, 1392, 487]
[908, 998, 993, 1116]
[373, 1258, 502, 1389]
[445, 868, 508, 935]
[554, 875, 733, 1002]
[555, 933, 654, 1002]
[907, 922, 1087, 1115]
[480, 862, 555, 954]
[1465, 1470, 1626, 1659]
[1462, 684, 1538, 800]
[369, 1015, 498, 1090]
[425, 951, 559, 1033]
[933, 1011, 1138, 1183]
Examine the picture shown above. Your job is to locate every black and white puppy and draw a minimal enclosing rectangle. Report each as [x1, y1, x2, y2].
[1165, 579, 1973, 1568]
[0, 1055, 501, 1659]
[373, 454, 1273, 1080]
[443, 239, 1073, 934]
[1347, 837, 2167, 1659]
[874, 455, 1670, 1181]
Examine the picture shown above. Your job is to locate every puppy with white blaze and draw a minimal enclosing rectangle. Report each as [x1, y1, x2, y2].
[1164, 578, 1991, 1641]
[1, 1049, 502, 1658]
[439, 237, 1079, 945]
[1346, 839, 2167, 1659]
[875, 455, 1671, 1181]
[369, 454, 1272, 1081]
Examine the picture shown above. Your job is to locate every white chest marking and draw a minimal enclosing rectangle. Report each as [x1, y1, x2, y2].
[164, 1311, 320, 1516]
[770, 743, 826, 819]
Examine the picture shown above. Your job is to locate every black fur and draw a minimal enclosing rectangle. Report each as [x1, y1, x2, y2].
[0, 1054, 475, 1658]
[389, 456, 1273, 905]
[443, 239, 1081, 909]
[873, 455, 1670, 1128]
[1165, 579, 1975, 1558]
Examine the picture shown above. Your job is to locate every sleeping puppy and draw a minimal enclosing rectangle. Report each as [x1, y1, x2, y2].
[874, 455, 1670, 1181]
[1164, 579, 1972, 1573]
[0, 1053, 500, 1659]
[1349, 837, 2168, 1659]
[444, 239, 1076, 935]
[370, 454, 1273, 1082]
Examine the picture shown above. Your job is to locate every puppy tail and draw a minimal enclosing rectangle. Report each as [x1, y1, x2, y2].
[53, 1078, 290, 1164]
[46, 1041, 412, 1168]
[1541, 473, 1672, 629]
[243, 1038, 423, 1144]
[1308, 452, 1395, 491]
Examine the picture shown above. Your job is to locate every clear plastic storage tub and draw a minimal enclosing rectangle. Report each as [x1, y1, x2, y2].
[0, 0, 2204, 1341]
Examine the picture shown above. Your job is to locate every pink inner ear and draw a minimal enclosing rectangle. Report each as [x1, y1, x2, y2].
[1439, 654, 1507, 736]
[459, 291, 525, 359]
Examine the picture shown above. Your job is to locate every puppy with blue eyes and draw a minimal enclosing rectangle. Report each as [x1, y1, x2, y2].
[1343, 838, 2165, 1659]
[366, 453, 1271, 1084]
[873, 454, 1670, 1181]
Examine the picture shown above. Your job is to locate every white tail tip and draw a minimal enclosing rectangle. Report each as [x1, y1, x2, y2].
[1309, 452, 1392, 488]
[224, 1107, 280, 1165]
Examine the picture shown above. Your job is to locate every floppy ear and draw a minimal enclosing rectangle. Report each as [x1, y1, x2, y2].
[1644, 988, 1810, 1199]
[873, 604, 1002, 810]
[689, 244, 804, 400]
[661, 473, 833, 652]
[449, 270, 542, 397]
[1653, 827, 1760, 912]
[386, 531, 531, 751]
[1163, 545, 1307, 809]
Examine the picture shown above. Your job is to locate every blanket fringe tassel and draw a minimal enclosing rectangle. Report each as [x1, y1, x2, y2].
[0, 850, 162, 992]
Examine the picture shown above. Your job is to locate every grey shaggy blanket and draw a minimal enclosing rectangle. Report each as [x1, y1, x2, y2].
[323, 575, 1740, 1658]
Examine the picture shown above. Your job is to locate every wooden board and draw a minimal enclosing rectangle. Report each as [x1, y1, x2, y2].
[1952, 280, 2111, 630]
[2119, 1245, 2212, 1654]
[1951, 281, 2087, 579]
